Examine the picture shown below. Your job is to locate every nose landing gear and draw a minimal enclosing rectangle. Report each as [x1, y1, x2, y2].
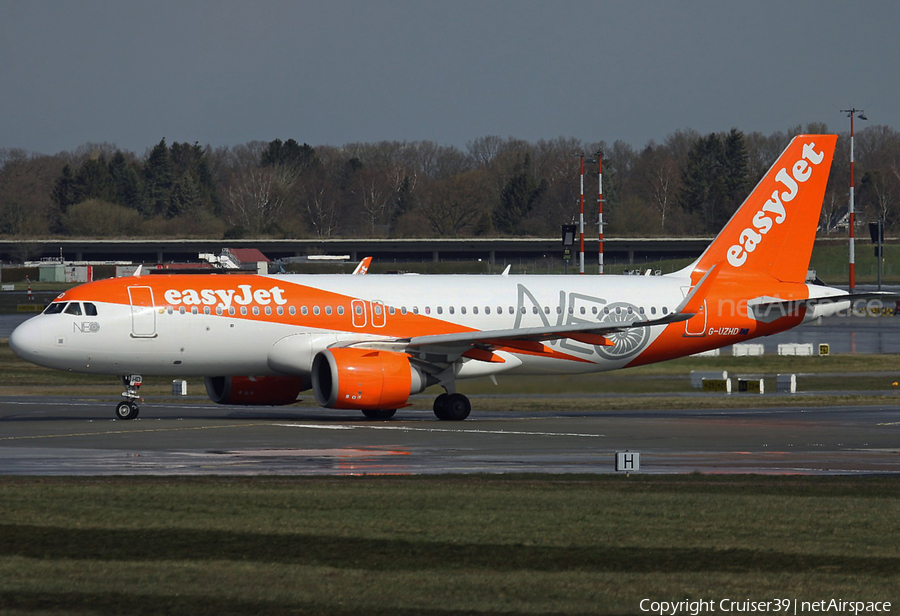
[116, 375, 143, 420]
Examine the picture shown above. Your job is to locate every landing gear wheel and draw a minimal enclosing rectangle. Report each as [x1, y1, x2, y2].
[437, 393, 470, 421]
[115, 401, 139, 420]
[433, 393, 450, 420]
[361, 408, 396, 420]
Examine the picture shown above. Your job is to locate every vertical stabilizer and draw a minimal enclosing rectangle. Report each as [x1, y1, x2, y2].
[692, 134, 837, 283]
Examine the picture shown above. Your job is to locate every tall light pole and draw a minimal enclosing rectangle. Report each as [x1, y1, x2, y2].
[590, 150, 604, 274]
[578, 153, 585, 274]
[841, 107, 867, 291]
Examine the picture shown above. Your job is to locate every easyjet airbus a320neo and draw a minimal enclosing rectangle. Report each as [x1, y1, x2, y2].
[8, 135, 876, 421]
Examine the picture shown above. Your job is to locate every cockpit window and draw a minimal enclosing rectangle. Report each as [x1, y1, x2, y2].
[44, 302, 66, 315]
[64, 302, 83, 316]
[84, 302, 98, 316]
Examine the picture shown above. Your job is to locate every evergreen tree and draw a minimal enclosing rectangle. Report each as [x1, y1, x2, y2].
[170, 141, 218, 214]
[142, 138, 174, 217]
[718, 128, 750, 229]
[493, 154, 548, 234]
[261, 138, 319, 171]
[107, 150, 143, 210]
[679, 134, 726, 233]
[52, 164, 75, 213]
[72, 156, 116, 204]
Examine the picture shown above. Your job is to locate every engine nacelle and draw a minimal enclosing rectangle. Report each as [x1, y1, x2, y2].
[311, 348, 432, 410]
[204, 375, 306, 406]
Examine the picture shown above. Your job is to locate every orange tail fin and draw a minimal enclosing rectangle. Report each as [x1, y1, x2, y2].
[692, 134, 837, 283]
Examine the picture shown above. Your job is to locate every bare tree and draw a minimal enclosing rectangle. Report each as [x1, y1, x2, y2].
[223, 165, 298, 234]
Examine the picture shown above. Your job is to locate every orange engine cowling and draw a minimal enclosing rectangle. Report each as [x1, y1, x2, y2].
[204, 375, 306, 406]
[311, 348, 433, 410]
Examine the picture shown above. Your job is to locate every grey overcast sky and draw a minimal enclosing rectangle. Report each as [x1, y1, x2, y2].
[1, 0, 897, 155]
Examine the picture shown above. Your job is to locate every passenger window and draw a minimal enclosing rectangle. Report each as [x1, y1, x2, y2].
[425, 307, 431, 315]
[461, 307, 467, 315]
[337, 306, 344, 316]
[216, 306, 223, 316]
[277, 306, 284, 315]
[289, 306, 296, 316]
[229, 307, 236, 316]
[412, 306, 419, 315]
[179, 307, 186, 315]
[325, 306, 332, 316]
[472, 307, 478, 315]
[84, 302, 98, 316]
[240, 307, 247, 316]
[64, 303, 83, 316]
[400, 307, 407, 315]
[437, 307, 443, 315]
[191, 306, 199, 315]
[484, 307, 490, 315]
[301, 306, 308, 315]
[313, 306, 320, 316]
[204, 306, 211, 315]
[449, 307, 455, 315]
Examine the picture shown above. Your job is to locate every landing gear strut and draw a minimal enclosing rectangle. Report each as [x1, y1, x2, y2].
[116, 375, 142, 420]
[433, 392, 471, 421]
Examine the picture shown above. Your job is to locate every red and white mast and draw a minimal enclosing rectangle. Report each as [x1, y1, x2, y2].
[579, 153, 585, 274]
[841, 107, 866, 291]
[597, 152, 604, 274]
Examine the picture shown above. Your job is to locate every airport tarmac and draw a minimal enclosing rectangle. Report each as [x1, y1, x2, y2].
[1, 395, 898, 476]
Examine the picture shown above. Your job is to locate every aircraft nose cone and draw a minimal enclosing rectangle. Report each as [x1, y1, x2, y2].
[9, 317, 39, 359]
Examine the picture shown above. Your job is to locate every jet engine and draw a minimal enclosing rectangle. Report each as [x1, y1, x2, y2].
[311, 348, 434, 410]
[204, 375, 306, 406]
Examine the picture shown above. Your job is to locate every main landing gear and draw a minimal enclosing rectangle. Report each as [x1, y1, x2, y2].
[115, 375, 143, 420]
[433, 392, 471, 421]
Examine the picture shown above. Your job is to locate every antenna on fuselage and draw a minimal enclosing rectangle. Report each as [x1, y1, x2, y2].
[133, 265, 143, 278]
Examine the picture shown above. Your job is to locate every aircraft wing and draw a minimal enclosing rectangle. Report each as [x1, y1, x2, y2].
[403, 311, 690, 349]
